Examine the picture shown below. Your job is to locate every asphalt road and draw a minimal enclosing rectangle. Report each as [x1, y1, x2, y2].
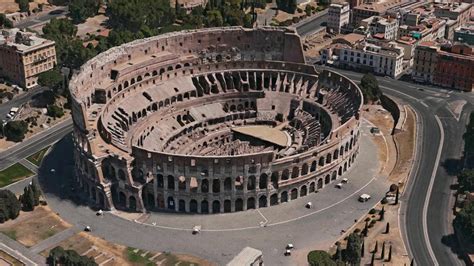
[0, 87, 47, 121]
[294, 10, 328, 36]
[316, 66, 472, 266]
[0, 118, 72, 170]
[15, 6, 68, 29]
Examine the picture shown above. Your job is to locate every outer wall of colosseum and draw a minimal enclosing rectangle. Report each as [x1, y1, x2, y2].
[69, 27, 363, 214]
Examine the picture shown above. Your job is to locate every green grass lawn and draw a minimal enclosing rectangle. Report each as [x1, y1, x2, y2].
[26, 147, 50, 167]
[0, 163, 34, 188]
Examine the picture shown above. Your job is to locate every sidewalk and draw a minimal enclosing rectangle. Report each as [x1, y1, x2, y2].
[0, 233, 45, 265]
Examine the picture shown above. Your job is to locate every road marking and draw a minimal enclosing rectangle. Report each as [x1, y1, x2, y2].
[421, 115, 443, 266]
[257, 209, 268, 226]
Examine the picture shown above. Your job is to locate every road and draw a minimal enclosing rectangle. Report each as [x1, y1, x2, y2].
[0, 118, 72, 170]
[315, 66, 472, 266]
[294, 9, 328, 36]
[15, 6, 68, 29]
[0, 87, 47, 120]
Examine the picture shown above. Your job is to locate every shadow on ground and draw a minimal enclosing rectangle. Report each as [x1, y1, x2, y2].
[37, 134, 89, 208]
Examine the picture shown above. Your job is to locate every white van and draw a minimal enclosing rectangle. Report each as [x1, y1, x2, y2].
[359, 194, 371, 202]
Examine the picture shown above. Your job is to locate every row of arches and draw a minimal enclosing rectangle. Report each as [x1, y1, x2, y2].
[142, 155, 356, 213]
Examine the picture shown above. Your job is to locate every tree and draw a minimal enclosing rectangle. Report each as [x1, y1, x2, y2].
[458, 170, 474, 193]
[31, 179, 41, 206]
[4, 120, 28, 142]
[370, 251, 375, 266]
[206, 10, 224, 27]
[463, 112, 474, 156]
[379, 206, 385, 221]
[0, 190, 21, 223]
[19, 185, 35, 211]
[454, 201, 474, 242]
[69, 0, 100, 24]
[359, 73, 382, 103]
[363, 220, 369, 237]
[334, 243, 342, 262]
[361, 239, 365, 258]
[38, 69, 63, 92]
[345, 233, 362, 265]
[307, 250, 336, 266]
[48, 246, 97, 266]
[16, 0, 30, 12]
[0, 14, 13, 28]
[385, 222, 390, 234]
[47, 105, 65, 118]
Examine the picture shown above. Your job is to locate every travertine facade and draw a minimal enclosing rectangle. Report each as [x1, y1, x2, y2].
[0, 28, 56, 89]
[69, 27, 363, 213]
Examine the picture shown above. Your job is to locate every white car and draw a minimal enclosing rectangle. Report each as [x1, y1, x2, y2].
[359, 194, 371, 202]
[84, 226, 91, 232]
[286, 243, 294, 249]
[306, 202, 312, 209]
[335, 183, 343, 189]
[342, 178, 348, 183]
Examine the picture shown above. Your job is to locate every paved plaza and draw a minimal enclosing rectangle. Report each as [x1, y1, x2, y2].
[37, 120, 389, 265]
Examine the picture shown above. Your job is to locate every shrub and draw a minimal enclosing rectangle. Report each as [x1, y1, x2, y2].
[369, 208, 377, 214]
[308, 250, 336, 266]
[381, 197, 388, 204]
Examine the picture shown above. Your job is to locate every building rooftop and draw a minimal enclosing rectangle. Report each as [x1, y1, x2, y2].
[354, 0, 404, 13]
[0, 28, 54, 53]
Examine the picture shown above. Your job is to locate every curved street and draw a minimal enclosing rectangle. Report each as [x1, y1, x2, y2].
[318, 66, 473, 266]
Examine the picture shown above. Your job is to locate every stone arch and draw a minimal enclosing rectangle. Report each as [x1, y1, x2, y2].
[178, 199, 186, 212]
[270, 193, 278, 206]
[301, 163, 309, 176]
[310, 160, 317, 172]
[300, 185, 307, 197]
[247, 197, 255, 209]
[212, 179, 220, 193]
[318, 178, 323, 189]
[118, 169, 126, 180]
[259, 195, 267, 208]
[212, 200, 220, 213]
[167, 196, 175, 210]
[235, 198, 243, 211]
[344, 162, 348, 172]
[281, 191, 288, 202]
[333, 149, 339, 160]
[129, 196, 137, 210]
[224, 177, 232, 191]
[325, 174, 330, 184]
[326, 153, 332, 164]
[338, 166, 343, 176]
[340, 146, 344, 156]
[118, 191, 126, 206]
[201, 179, 209, 193]
[235, 176, 244, 190]
[309, 182, 315, 192]
[167, 175, 175, 189]
[319, 157, 325, 166]
[224, 200, 231, 213]
[281, 169, 290, 180]
[271, 172, 279, 189]
[291, 188, 298, 200]
[291, 166, 299, 179]
[247, 175, 256, 190]
[332, 171, 337, 180]
[178, 176, 186, 191]
[201, 200, 209, 213]
[189, 199, 198, 213]
[259, 173, 268, 189]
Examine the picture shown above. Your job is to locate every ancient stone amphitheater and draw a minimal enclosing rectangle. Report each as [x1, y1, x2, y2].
[69, 27, 363, 214]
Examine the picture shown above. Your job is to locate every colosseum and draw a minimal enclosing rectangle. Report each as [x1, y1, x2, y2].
[69, 27, 363, 214]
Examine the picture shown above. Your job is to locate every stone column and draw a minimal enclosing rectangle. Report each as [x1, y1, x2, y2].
[186, 178, 191, 193]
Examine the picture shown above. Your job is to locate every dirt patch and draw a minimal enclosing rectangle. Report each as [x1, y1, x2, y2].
[390, 106, 416, 186]
[0, 206, 70, 248]
[303, 32, 339, 58]
[40, 232, 215, 265]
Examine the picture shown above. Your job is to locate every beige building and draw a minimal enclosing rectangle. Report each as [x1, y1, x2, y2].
[0, 28, 56, 89]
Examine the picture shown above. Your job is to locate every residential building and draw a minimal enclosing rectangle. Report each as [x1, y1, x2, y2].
[434, 43, 473, 92]
[413, 42, 474, 91]
[351, 0, 405, 26]
[338, 40, 405, 78]
[327, 2, 350, 34]
[454, 23, 474, 44]
[360, 15, 399, 40]
[0, 28, 56, 89]
[434, 2, 472, 27]
[412, 41, 440, 84]
[320, 33, 365, 65]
